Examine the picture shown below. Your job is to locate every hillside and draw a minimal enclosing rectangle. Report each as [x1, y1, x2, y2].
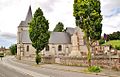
[103, 40, 120, 48]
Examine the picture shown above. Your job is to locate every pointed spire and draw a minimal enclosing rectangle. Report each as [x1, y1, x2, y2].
[25, 5, 32, 23]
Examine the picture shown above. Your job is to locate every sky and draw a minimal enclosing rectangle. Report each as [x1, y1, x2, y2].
[0, 0, 120, 48]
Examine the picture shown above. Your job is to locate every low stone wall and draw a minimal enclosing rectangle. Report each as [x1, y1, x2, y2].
[21, 56, 35, 62]
[41, 56, 55, 64]
[42, 56, 120, 70]
[16, 55, 35, 62]
[60, 57, 88, 66]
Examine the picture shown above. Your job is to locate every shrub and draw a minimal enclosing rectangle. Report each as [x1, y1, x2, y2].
[36, 54, 41, 64]
[0, 53, 4, 57]
[9, 44, 17, 55]
[88, 66, 101, 73]
[99, 39, 105, 45]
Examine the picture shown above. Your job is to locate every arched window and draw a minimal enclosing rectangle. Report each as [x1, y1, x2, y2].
[58, 45, 62, 51]
[46, 45, 49, 51]
[27, 45, 29, 52]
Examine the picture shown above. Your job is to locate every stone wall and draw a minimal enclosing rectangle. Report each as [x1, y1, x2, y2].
[16, 54, 35, 62]
[41, 56, 55, 64]
[42, 56, 120, 70]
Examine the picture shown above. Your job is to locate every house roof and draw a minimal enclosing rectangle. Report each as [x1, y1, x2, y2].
[21, 30, 32, 43]
[65, 27, 75, 35]
[49, 32, 71, 44]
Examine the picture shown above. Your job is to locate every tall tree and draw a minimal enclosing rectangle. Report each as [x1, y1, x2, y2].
[53, 22, 64, 32]
[9, 44, 17, 55]
[29, 8, 50, 64]
[73, 0, 102, 66]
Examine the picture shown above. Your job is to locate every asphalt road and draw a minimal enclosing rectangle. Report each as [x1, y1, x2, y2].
[0, 56, 108, 77]
[0, 61, 31, 77]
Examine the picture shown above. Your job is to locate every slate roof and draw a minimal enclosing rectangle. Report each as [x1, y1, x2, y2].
[19, 21, 28, 27]
[25, 5, 32, 23]
[21, 30, 32, 43]
[18, 5, 32, 27]
[66, 27, 75, 35]
[49, 32, 71, 44]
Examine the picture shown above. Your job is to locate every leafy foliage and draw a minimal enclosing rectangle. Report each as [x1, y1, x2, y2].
[88, 66, 101, 73]
[73, 0, 102, 66]
[107, 31, 120, 40]
[9, 44, 17, 55]
[29, 8, 50, 54]
[73, 0, 102, 40]
[53, 22, 64, 32]
[99, 39, 105, 45]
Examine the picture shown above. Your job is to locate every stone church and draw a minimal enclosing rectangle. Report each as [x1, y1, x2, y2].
[17, 6, 88, 58]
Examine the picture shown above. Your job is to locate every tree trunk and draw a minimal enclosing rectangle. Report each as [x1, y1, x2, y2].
[85, 33, 91, 67]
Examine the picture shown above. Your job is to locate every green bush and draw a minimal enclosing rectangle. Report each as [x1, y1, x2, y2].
[99, 39, 105, 45]
[88, 66, 101, 73]
[36, 54, 41, 64]
[9, 44, 17, 55]
[0, 53, 4, 57]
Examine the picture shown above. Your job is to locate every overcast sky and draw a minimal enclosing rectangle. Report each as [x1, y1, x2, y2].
[0, 0, 120, 47]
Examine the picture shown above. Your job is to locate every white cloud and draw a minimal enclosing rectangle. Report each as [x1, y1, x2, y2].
[31, 0, 59, 12]
[101, 0, 120, 34]
[0, 0, 75, 47]
[0, 0, 120, 47]
[44, 0, 75, 30]
[0, 32, 16, 39]
[0, 0, 30, 34]
[0, 0, 75, 33]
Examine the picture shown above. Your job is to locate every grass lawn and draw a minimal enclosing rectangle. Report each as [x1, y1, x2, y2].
[103, 40, 120, 48]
